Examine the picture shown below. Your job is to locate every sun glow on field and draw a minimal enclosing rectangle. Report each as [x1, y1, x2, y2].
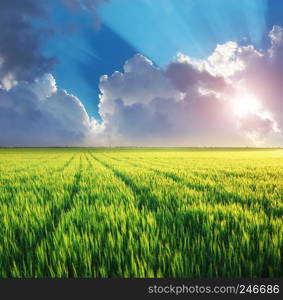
[232, 94, 261, 117]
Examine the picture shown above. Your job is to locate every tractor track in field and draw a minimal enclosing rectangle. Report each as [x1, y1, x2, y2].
[51, 156, 83, 225]
[101, 154, 206, 190]
[88, 153, 161, 211]
[1, 155, 84, 276]
[102, 154, 241, 192]
[2, 155, 64, 175]
[39, 155, 83, 234]
[4, 154, 76, 182]
[100, 155, 277, 215]
[0, 154, 78, 205]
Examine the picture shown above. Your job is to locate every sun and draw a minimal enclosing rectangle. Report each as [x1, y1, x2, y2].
[232, 94, 261, 117]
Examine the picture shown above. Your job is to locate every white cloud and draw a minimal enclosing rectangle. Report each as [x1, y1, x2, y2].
[204, 42, 246, 77]
[0, 74, 92, 147]
[93, 25, 283, 147]
[97, 53, 249, 146]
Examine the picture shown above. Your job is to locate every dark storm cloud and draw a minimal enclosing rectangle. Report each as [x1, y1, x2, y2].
[0, 0, 56, 89]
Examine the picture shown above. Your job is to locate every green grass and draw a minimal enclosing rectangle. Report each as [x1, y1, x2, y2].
[0, 148, 282, 277]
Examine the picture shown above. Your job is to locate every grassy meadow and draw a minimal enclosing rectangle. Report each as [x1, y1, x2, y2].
[0, 147, 282, 277]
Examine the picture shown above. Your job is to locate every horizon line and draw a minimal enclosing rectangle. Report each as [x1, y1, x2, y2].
[0, 146, 282, 149]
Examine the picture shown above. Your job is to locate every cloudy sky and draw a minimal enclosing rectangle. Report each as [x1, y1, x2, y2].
[1, 0, 283, 147]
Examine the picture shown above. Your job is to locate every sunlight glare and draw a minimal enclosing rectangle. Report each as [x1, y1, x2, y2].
[232, 94, 261, 117]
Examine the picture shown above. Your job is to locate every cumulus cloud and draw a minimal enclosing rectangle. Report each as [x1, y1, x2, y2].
[218, 25, 283, 145]
[95, 26, 283, 147]
[0, 74, 92, 147]
[97, 54, 249, 146]
[0, 0, 56, 90]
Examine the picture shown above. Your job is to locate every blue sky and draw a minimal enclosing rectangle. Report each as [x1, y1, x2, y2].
[42, 0, 282, 118]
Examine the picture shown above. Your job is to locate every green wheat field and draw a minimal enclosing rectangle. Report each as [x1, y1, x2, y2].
[0, 148, 282, 278]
